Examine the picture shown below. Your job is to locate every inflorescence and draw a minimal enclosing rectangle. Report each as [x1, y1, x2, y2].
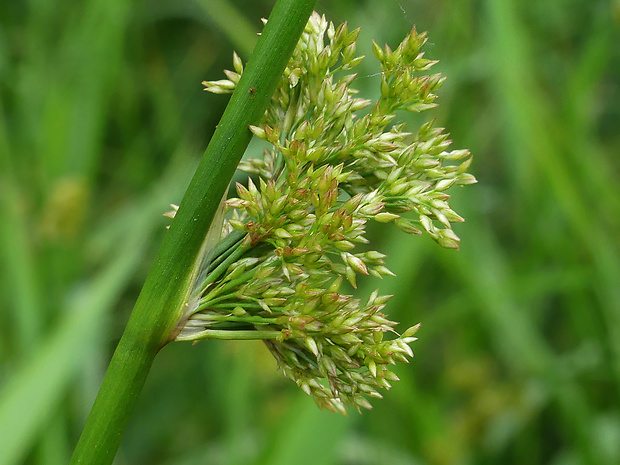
[170, 12, 475, 414]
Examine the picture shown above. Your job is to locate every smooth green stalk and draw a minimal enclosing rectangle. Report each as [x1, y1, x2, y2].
[191, 314, 279, 324]
[176, 329, 281, 342]
[201, 268, 256, 303]
[69, 1, 316, 464]
[204, 231, 247, 274]
[199, 243, 251, 294]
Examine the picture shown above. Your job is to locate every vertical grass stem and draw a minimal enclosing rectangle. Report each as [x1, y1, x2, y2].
[69, 1, 317, 463]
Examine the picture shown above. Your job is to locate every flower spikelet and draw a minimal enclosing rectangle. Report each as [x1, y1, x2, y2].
[181, 12, 476, 413]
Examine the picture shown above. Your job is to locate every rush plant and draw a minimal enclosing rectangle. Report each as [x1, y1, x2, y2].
[70, 3, 474, 464]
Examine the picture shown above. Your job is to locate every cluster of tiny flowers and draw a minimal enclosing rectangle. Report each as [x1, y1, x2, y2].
[174, 12, 475, 414]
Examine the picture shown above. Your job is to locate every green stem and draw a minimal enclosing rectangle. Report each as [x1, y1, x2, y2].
[191, 314, 279, 325]
[204, 268, 257, 301]
[196, 292, 243, 310]
[198, 268, 258, 312]
[69, 1, 317, 464]
[204, 232, 247, 275]
[176, 329, 281, 342]
[211, 230, 247, 258]
[198, 243, 251, 295]
[211, 302, 266, 309]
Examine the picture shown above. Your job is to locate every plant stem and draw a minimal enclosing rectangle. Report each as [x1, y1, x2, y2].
[69, 1, 317, 463]
[176, 329, 281, 342]
[198, 243, 251, 295]
[191, 314, 279, 324]
[204, 231, 247, 275]
[201, 268, 257, 304]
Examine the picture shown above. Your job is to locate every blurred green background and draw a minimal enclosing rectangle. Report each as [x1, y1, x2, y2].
[1, 0, 620, 464]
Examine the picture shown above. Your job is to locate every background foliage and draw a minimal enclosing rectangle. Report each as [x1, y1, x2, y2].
[1, 0, 619, 464]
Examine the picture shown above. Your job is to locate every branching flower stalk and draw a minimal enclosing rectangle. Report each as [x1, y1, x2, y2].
[170, 13, 476, 414]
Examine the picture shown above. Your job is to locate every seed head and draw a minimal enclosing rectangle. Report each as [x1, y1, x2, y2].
[177, 11, 475, 414]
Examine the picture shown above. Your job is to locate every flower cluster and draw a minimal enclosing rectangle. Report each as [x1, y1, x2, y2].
[174, 12, 475, 413]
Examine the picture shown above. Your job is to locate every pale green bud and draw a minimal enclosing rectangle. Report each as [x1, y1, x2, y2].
[232, 52, 243, 74]
[375, 212, 400, 223]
